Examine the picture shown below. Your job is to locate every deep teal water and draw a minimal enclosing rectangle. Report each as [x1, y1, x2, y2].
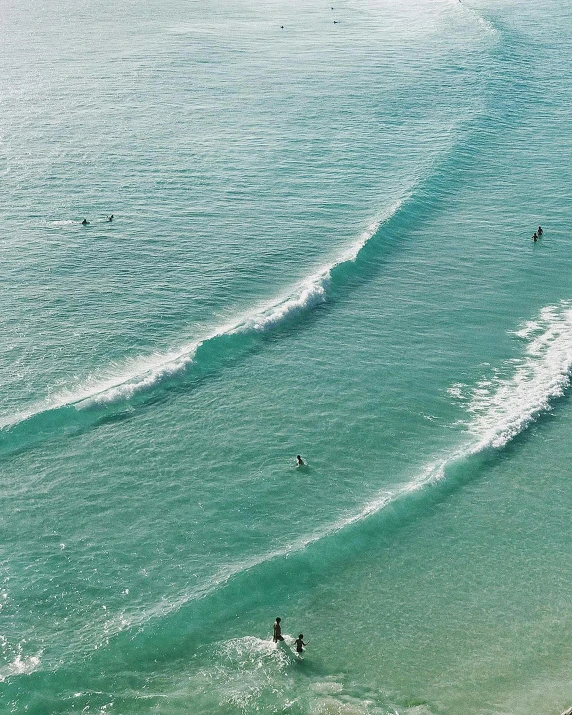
[2, 0, 572, 713]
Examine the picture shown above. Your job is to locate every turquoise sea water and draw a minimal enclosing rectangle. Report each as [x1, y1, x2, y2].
[2, 0, 572, 712]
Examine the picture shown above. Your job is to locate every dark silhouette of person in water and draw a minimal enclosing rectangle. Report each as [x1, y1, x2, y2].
[295, 634, 308, 653]
[296, 455, 304, 466]
[273, 617, 284, 642]
[81, 218, 89, 225]
[107, 214, 114, 222]
[537, 226, 543, 236]
[533, 232, 538, 242]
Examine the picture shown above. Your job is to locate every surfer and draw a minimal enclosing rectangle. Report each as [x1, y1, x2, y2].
[533, 232, 538, 242]
[537, 226, 543, 236]
[273, 617, 285, 642]
[81, 218, 89, 225]
[294, 634, 308, 653]
[296, 454, 304, 467]
[107, 214, 114, 222]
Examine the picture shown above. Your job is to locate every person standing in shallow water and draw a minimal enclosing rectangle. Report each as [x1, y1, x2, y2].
[273, 617, 284, 642]
[294, 634, 308, 653]
[296, 455, 304, 467]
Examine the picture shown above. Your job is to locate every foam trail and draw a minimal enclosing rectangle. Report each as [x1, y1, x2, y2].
[0, 645, 42, 683]
[0, 204, 400, 430]
[311, 300, 572, 530]
[0, 345, 201, 428]
[467, 301, 572, 449]
[448, 0, 499, 38]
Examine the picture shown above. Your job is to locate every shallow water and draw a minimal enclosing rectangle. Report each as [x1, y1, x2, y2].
[2, 0, 572, 712]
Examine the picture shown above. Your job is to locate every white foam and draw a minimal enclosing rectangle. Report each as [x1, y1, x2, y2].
[218, 635, 290, 666]
[0, 343, 201, 428]
[448, 0, 499, 38]
[9, 653, 41, 675]
[238, 276, 327, 333]
[447, 383, 468, 400]
[309, 694, 377, 714]
[0, 646, 42, 683]
[466, 302, 572, 449]
[312, 681, 344, 695]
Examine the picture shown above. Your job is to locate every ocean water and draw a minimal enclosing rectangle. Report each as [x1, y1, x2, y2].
[1, 0, 572, 712]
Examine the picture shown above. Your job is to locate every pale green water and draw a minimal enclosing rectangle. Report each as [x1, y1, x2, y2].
[1, 0, 572, 713]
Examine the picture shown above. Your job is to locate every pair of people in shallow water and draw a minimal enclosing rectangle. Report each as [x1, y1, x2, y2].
[273, 617, 308, 652]
[533, 226, 543, 242]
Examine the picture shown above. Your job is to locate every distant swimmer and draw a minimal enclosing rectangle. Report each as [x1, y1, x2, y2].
[81, 218, 89, 225]
[273, 617, 285, 642]
[533, 232, 538, 242]
[333, 20, 338, 24]
[538, 226, 543, 236]
[294, 634, 308, 653]
[296, 454, 304, 467]
[107, 214, 114, 222]
[280, 25, 284, 29]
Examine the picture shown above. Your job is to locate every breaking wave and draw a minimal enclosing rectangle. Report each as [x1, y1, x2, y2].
[0, 203, 401, 435]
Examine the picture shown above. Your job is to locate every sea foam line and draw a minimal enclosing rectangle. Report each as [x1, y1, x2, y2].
[0, 204, 401, 431]
[467, 301, 572, 449]
[448, 0, 499, 38]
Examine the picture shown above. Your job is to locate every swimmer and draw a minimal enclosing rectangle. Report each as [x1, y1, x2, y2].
[81, 218, 89, 225]
[296, 454, 304, 467]
[533, 232, 538, 242]
[273, 617, 285, 643]
[294, 634, 308, 653]
[537, 226, 543, 235]
[107, 214, 114, 222]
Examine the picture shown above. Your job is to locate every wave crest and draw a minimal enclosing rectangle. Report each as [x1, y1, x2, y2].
[467, 302, 572, 449]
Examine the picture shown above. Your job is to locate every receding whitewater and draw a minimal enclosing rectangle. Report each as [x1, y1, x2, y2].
[2, 0, 572, 712]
